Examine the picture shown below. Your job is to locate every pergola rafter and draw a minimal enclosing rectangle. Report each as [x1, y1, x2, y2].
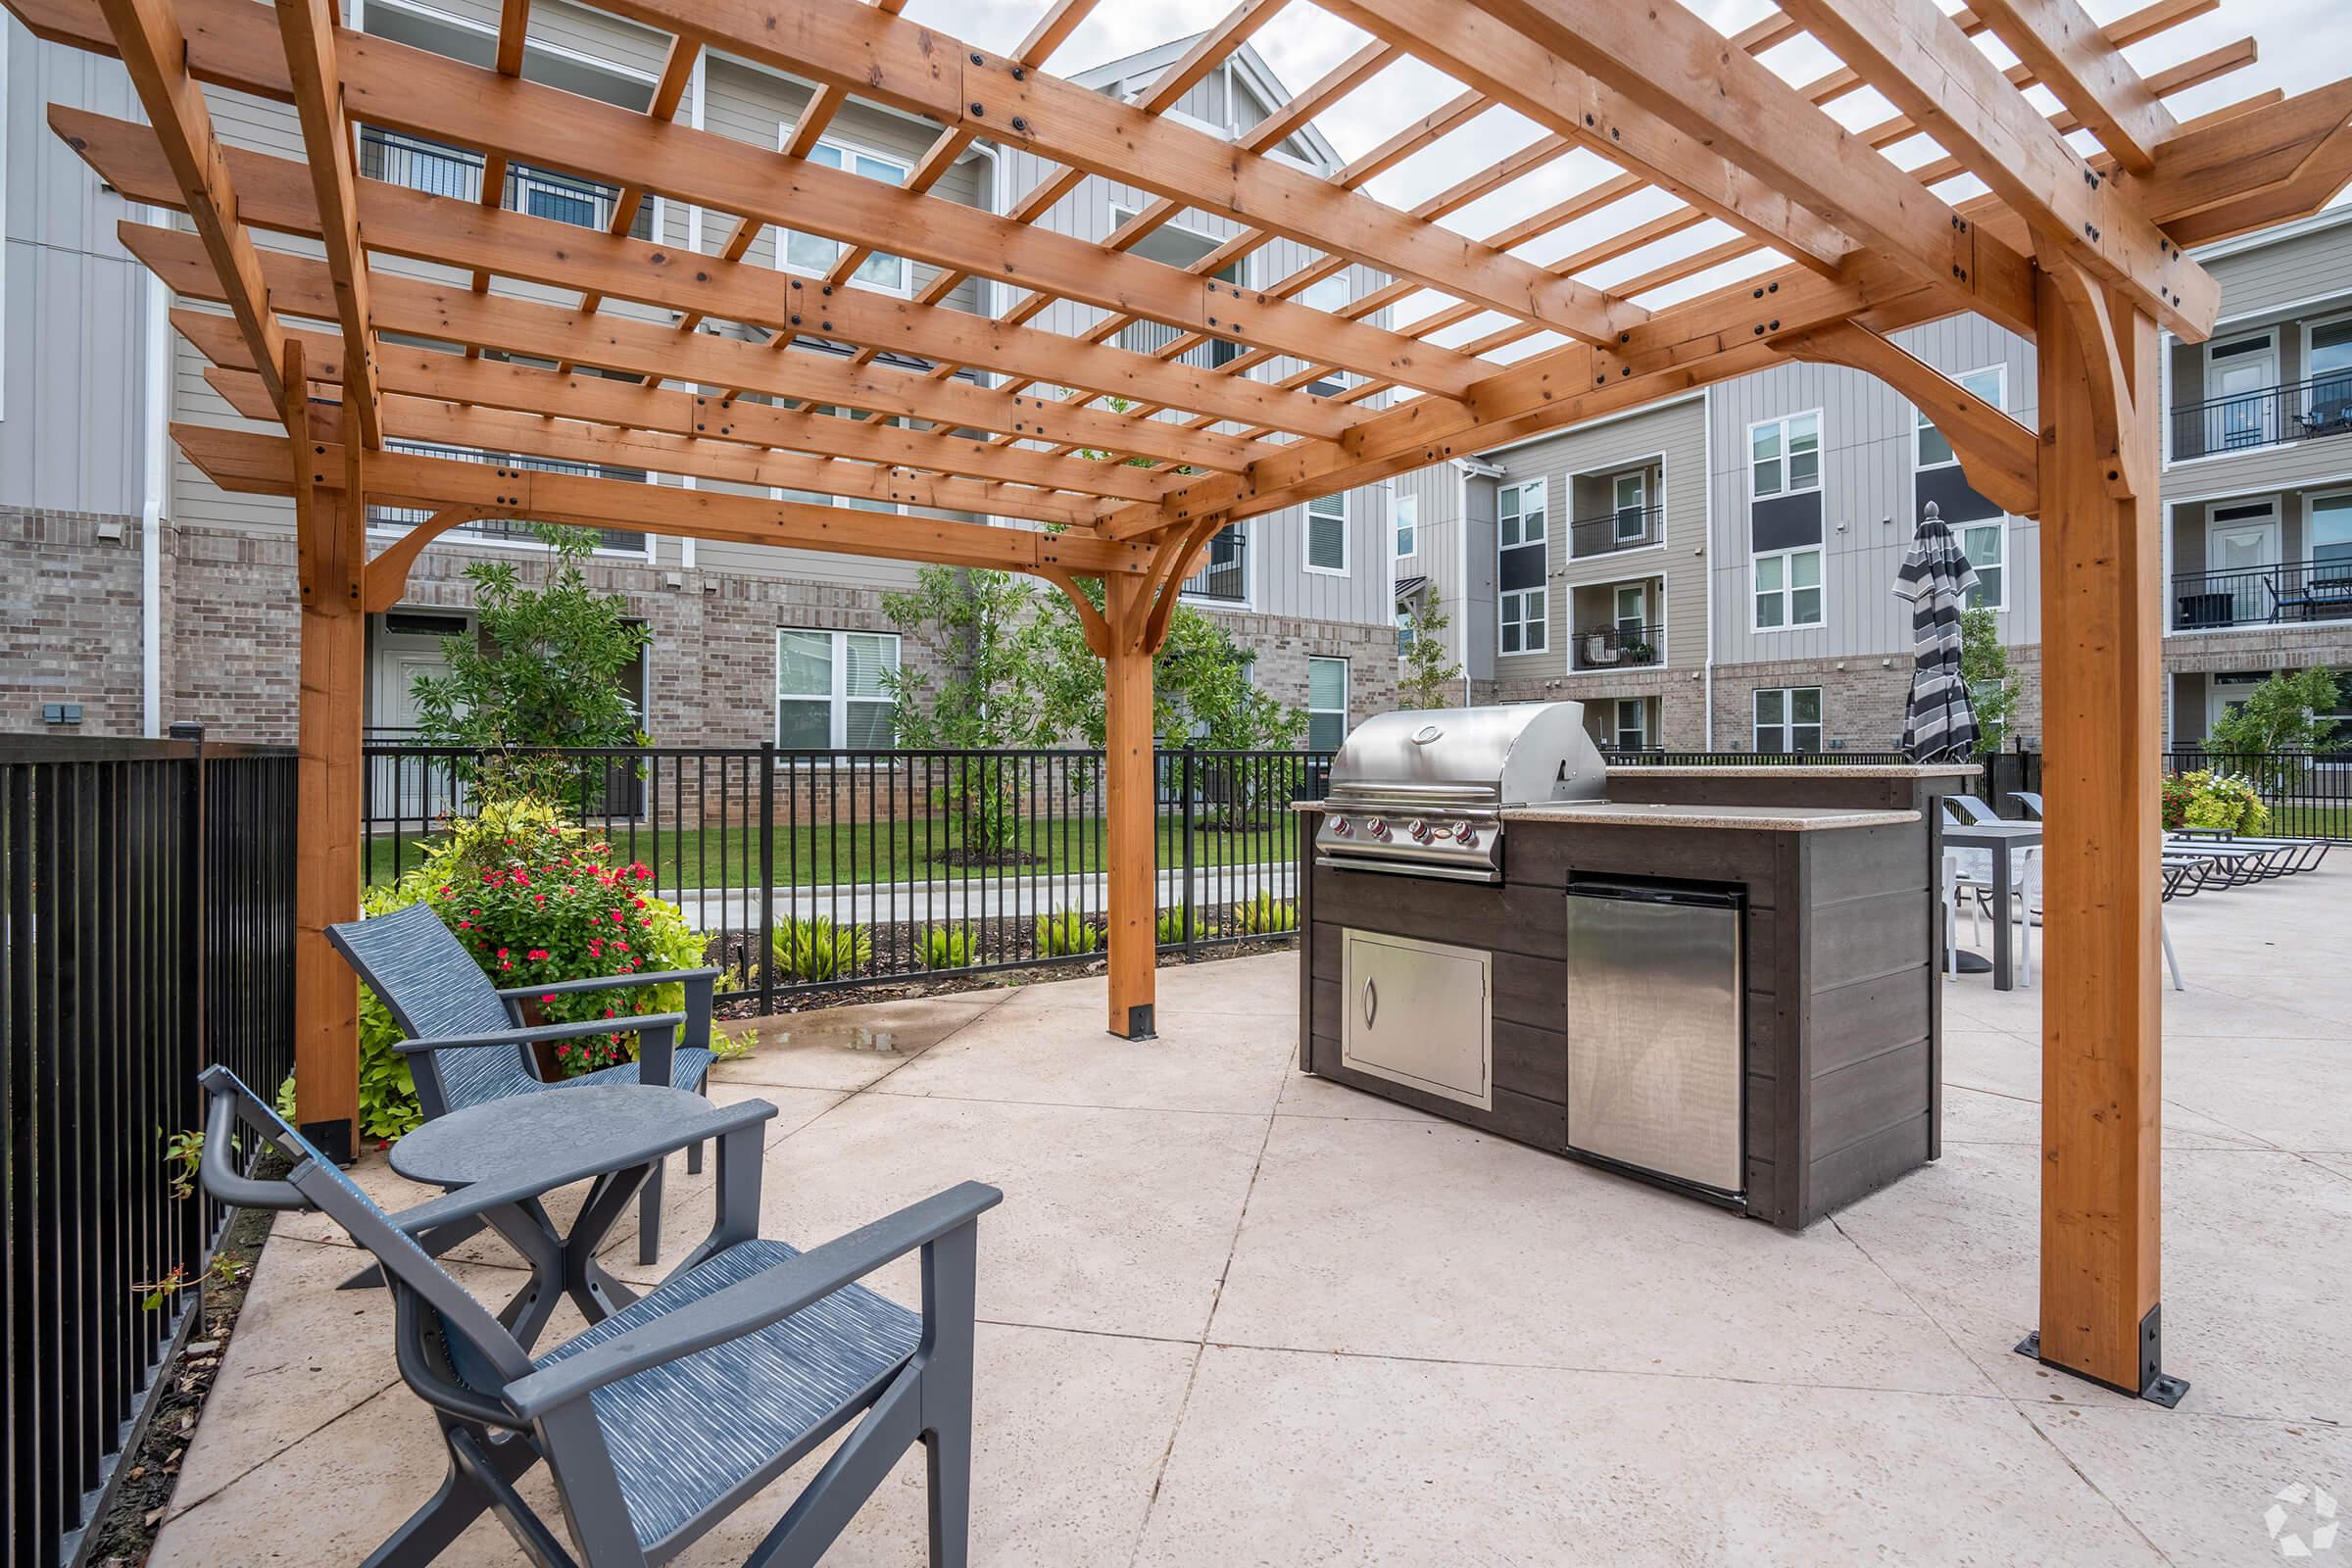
[16, 0, 2351, 1408]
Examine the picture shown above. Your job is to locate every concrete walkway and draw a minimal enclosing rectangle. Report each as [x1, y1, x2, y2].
[153, 864, 2352, 1565]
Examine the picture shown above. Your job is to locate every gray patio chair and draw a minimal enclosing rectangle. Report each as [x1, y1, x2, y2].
[2169, 825, 2329, 873]
[330, 900, 719, 1266]
[1941, 793, 2002, 825]
[2012, 791, 2043, 820]
[196, 1064, 1001, 1568]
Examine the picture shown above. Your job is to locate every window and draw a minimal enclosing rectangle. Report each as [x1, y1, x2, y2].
[1750, 411, 1822, 500]
[1306, 492, 1348, 573]
[1396, 605, 1415, 653]
[781, 140, 910, 294]
[2311, 320, 2352, 431]
[1754, 687, 1824, 755]
[1612, 471, 1646, 542]
[1395, 491, 1418, 559]
[1915, 366, 2005, 469]
[1307, 658, 1349, 752]
[776, 629, 900, 750]
[1962, 519, 2006, 611]
[1498, 479, 1548, 655]
[2313, 493, 2352, 572]
[1612, 699, 1648, 753]
[1300, 271, 1351, 314]
[1752, 546, 1824, 630]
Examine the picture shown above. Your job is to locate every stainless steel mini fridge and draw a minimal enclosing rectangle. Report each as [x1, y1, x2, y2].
[1563, 882, 1744, 1198]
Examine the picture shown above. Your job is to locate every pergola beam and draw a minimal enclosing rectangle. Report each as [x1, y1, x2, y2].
[272, 0, 380, 447]
[1966, 0, 2179, 173]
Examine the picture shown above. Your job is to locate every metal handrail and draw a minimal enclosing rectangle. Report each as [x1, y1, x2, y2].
[2170, 561, 2352, 629]
[1567, 504, 1666, 557]
[2169, 374, 2352, 459]
[1572, 622, 1665, 669]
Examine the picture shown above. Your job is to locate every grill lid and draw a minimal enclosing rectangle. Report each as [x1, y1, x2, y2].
[1325, 702, 1608, 808]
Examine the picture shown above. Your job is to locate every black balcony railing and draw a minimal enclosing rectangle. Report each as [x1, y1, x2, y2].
[1572, 622, 1664, 670]
[359, 126, 654, 240]
[2171, 561, 2352, 629]
[1568, 504, 1665, 557]
[367, 442, 650, 555]
[1181, 524, 1249, 603]
[2170, 375, 2352, 460]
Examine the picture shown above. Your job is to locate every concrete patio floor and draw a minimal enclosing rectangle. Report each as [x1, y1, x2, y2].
[154, 865, 2352, 1566]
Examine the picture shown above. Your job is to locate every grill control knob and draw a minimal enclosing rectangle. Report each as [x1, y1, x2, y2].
[1454, 821, 1477, 844]
[1366, 817, 1390, 840]
[1408, 818, 1431, 842]
[1330, 816, 1351, 838]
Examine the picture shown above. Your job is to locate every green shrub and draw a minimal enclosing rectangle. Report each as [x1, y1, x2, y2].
[2174, 769, 2268, 835]
[919, 924, 978, 970]
[1036, 907, 1102, 956]
[773, 916, 872, 982]
[1231, 891, 1297, 935]
[1156, 907, 1216, 944]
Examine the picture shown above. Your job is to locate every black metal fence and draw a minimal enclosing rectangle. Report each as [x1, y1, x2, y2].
[362, 743, 1333, 1009]
[3, 730, 297, 1568]
[2169, 373, 2352, 460]
[2164, 748, 2352, 840]
[2169, 561, 2352, 629]
[1609, 749, 1911, 765]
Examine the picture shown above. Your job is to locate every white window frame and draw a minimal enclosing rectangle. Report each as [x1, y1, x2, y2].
[1395, 490, 1418, 560]
[2311, 488, 2352, 570]
[1611, 470, 1646, 542]
[1914, 366, 2006, 471]
[1305, 491, 1350, 576]
[776, 135, 914, 297]
[1306, 657, 1350, 752]
[2302, 313, 2352, 428]
[1497, 477, 1549, 657]
[0, 20, 8, 424]
[1612, 698, 1648, 752]
[774, 628, 901, 751]
[1748, 410, 1824, 502]
[1300, 270, 1351, 314]
[1960, 517, 2008, 612]
[1750, 544, 1825, 632]
[1753, 687, 1825, 754]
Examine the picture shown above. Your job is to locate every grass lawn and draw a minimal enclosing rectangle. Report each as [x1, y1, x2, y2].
[366, 810, 1302, 890]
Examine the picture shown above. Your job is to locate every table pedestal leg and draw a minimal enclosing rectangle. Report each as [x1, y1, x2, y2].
[481, 1200, 565, 1348]
[565, 1166, 650, 1323]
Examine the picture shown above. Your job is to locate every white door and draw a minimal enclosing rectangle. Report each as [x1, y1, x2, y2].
[2205, 334, 2278, 450]
[2206, 506, 2279, 624]
[371, 627, 465, 822]
[2208, 673, 2270, 738]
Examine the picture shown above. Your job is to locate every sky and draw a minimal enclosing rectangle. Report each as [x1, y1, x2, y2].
[894, 0, 2352, 350]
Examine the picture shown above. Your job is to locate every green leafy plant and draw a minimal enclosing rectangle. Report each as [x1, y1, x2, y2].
[1959, 606, 2019, 758]
[1156, 906, 1216, 945]
[2170, 769, 2269, 835]
[2204, 666, 2343, 763]
[1231, 892, 1297, 936]
[918, 924, 978, 970]
[408, 524, 651, 800]
[1397, 599, 1464, 710]
[1035, 907, 1102, 956]
[773, 916, 873, 982]
[161, 1127, 204, 1201]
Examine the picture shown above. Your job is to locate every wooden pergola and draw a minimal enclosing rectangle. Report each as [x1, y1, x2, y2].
[15, 0, 2351, 1400]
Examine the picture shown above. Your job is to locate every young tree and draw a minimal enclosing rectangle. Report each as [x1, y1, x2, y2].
[1396, 600, 1464, 710]
[2205, 666, 2344, 761]
[882, 566, 1052, 858]
[410, 524, 649, 800]
[1026, 577, 1306, 751]
[1957, 606, 2018, 758]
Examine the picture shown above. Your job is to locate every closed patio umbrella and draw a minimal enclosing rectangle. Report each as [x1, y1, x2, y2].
[1893, 502, 1983, 762]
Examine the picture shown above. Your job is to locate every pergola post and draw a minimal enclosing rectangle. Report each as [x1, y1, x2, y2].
[287, 356, 365, 1161]
[2028, 265, 2177, 1402]
[1101, 574, 1158, 1041]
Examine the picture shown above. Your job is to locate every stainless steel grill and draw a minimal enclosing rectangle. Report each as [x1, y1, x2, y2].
[1313, 703, 1608, 882]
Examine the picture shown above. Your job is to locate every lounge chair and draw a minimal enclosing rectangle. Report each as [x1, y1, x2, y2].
[196, 1065, 1001, 1568]
[330, 900, 719, 1266]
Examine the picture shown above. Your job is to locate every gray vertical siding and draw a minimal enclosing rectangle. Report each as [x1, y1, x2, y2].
[3, 26, 150, 515]
[1706, 315, 2042, 666]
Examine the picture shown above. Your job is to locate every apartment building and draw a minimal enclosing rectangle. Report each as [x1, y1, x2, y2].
[1, 11, 1397, 748]
[1394, 397, 1710, 755]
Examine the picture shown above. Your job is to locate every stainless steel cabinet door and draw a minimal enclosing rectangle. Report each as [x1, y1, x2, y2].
[1564, 892, 1742, 1195]
[1340, 929, 1493, 1110]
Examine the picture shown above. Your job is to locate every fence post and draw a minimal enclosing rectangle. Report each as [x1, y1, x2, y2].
[759, 741, 776, 1016]
[1180, 742, 1198, 963]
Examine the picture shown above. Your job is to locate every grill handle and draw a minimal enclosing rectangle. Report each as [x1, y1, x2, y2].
[1362, 977, 1378, 1028]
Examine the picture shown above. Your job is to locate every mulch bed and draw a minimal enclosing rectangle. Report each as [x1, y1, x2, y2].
[84, 1197, 279, 1567]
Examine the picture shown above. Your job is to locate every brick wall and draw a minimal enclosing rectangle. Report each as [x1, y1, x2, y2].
[1211, 611, 1398, 730]
[1473, 665, 1710, 749]
[2, 508, 154, 736]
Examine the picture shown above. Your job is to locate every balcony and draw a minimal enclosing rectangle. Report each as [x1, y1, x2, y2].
[359, 126, 654, 239]
[2172, 561, 2352, 629]
[2169, 375, 2352, 461]
[1568, 504, 1665, 558]
[1572, 622, 1664, 671]
[1182, 523, 1249, 603]
[368, 441, 649, 554]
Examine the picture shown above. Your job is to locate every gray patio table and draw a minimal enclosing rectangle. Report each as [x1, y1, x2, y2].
[390, 1082, 766, 1349]
[1944, 820, 2042, 992]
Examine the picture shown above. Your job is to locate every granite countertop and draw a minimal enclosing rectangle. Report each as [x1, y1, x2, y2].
[1500, 802, 1923, 832]
[1604, 763, 1978, 779]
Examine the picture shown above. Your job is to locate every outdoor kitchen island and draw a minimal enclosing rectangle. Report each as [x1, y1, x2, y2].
[1297, 708, 1963, 1232]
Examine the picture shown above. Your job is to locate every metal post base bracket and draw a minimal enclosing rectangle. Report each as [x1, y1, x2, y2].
[301, 1117, 356, 1167]
[2015, 1318, 2189, 1408]
[1115, 1004, 1157, 1042]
